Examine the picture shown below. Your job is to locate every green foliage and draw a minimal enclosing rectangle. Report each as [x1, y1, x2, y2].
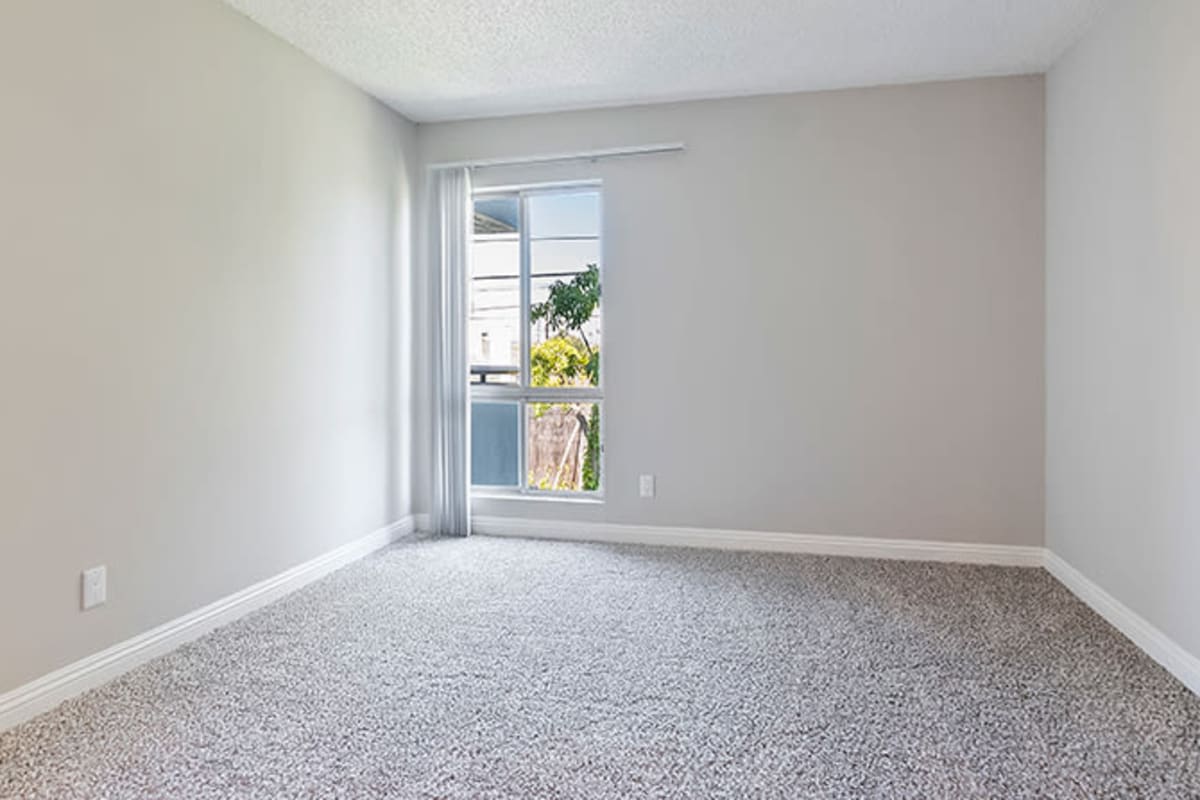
[530, 337, 589, 389]
[531, 264, 599, 345]
[582, 404, 600, 491]
[528, 470, 553, 491]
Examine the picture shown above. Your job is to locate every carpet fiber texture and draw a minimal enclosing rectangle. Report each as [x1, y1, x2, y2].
[2, 534, 1199, 798]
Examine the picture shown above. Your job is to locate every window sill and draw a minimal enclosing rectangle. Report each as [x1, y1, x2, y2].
[472, 491, 605, 505]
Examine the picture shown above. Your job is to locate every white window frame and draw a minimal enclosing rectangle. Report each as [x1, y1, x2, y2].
[470, 180, 604, 500]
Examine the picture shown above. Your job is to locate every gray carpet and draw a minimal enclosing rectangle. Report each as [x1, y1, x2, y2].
[2, 535, 1198, 799]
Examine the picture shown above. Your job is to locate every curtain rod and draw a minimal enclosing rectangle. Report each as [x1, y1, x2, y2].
[427, 142, 685, 171]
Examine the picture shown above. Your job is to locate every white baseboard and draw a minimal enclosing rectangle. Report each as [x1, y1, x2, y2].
[1044, 550, 1200, 696]
[14, 515, 1190, 735]
[0, 516, 416, 734]
[457, 514, 1044, 567]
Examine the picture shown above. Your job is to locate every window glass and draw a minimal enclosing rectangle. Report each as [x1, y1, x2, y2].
[530, 273, 600, 388]
[474, 196, 519, 235]
[471, 402, 520, 486]
[470, 197, 520, 385]
[528, 192, 599, 239]
[527, 402, 600, 492]
[531, 239, 599, 276]
[528, 190, 601, 390]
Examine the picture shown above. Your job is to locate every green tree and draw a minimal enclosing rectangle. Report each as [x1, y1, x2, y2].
[531, 264, 599, 385]
[530, 336, 589, 388]
[529, 264, 600, 490]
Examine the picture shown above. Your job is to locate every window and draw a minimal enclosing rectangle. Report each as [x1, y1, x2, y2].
[469, 184, 603, 496]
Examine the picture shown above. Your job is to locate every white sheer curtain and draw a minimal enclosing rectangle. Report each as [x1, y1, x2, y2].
[430, 167, 472, 536]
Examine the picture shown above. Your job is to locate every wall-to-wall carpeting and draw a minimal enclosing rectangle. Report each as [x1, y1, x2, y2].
[2, 535, 1197, 798]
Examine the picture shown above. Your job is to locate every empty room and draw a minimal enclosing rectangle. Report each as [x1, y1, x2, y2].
[1, 0, 1197, 796]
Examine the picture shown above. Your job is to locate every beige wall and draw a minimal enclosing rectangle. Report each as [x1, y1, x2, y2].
[1046, 1, 1200, 657]
[418, 77, 1046, 546]
[0, 0, 417, 693]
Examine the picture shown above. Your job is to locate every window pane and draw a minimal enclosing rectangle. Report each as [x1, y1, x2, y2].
[472, 402, 520, 486]
[528, 191, 599, 239]
[470, 200, 520, 384]
[474, 195, 518, 235]
[469, 272, 519, 385]
[530, 270, 601, 388]
[472, 238, 518, 278]
[527, 402, 600, 492]
[531, 238, 599, 277]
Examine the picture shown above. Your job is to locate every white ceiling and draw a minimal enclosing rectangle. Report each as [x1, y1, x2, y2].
[223, 0, 1110, 123]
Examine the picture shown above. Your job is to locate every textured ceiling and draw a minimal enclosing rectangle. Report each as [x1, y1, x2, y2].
[223, 0, 1110, 122]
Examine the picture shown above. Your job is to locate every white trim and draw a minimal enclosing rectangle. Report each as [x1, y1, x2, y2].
[0, 517, 417, 733]
[472, 489, 605, 504]
[471, 386, 605, 402]
[1044, 550, 1200, 696]
[451, 515, 1044, 566]
[428, 142, 685, 171]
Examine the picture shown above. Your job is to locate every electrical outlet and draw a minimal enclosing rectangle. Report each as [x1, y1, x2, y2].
[639, 474, 656, 498]
[82, 566, 107, 610]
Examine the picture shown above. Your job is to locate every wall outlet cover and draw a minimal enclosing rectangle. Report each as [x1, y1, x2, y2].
[639, 474, 656, 498]
[82, 566, 107, 610]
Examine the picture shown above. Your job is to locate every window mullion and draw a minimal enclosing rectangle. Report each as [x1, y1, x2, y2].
[518, 193, 532, 494]
[519, 194, 531, 389]
[517, 399, 527, 496]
